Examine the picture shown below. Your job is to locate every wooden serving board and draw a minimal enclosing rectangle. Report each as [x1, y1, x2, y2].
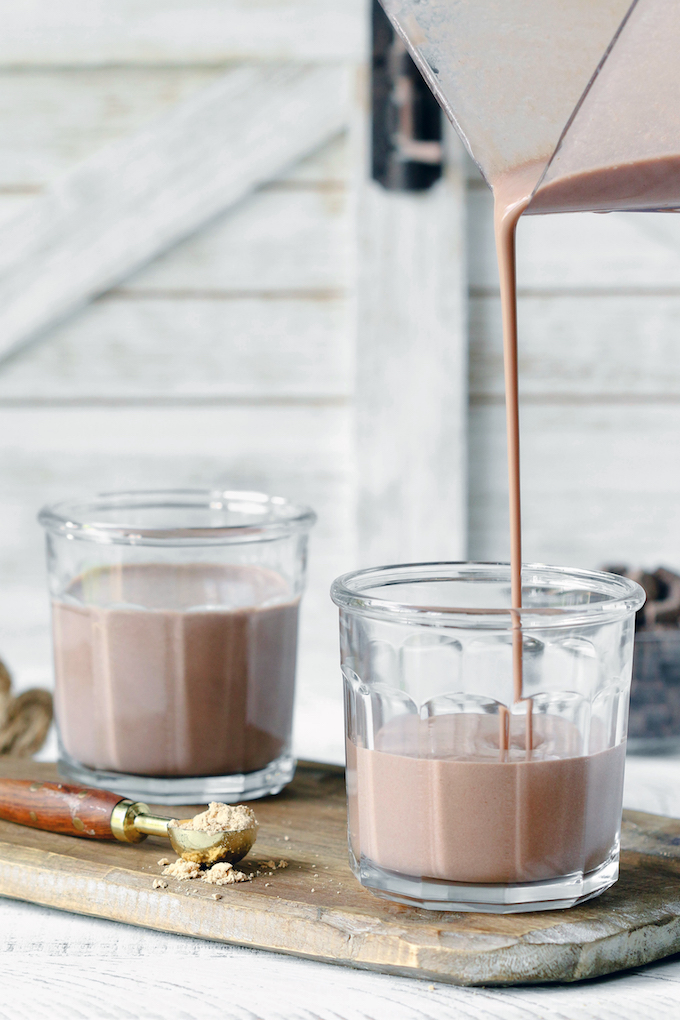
[1, 760, 680, 986]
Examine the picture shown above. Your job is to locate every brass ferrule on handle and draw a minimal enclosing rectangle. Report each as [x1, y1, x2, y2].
[109, 800, 169, 843]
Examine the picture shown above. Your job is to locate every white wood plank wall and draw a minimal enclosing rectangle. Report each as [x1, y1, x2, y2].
[0, 65, 351, 361]
[467, 162, 680, 574]
[355, 127, 467, 567]
[0, 2, 366, 64]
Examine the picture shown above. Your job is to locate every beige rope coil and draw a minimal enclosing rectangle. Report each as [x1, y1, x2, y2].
[0, 658, 52, 757]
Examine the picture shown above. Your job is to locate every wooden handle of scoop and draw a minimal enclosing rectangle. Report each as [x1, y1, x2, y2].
[0, 778, 125, 839]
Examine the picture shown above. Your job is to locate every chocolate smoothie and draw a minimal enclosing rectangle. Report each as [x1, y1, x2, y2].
[492, 162, 544, 714]
[348, 714, 625, 884]
[530, 155, 680, 214]
[52, 562, 299, 777]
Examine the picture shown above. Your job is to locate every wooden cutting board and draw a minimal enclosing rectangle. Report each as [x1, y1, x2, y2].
[1, 758, 680, 987]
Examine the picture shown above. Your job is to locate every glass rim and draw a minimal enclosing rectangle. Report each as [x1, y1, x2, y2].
[330, 561, 646, 630]
[38, 488, 317, 546]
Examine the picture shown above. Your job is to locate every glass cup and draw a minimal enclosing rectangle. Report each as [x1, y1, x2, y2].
[331, 562, 645, 913]
[39, 489, 316, 804]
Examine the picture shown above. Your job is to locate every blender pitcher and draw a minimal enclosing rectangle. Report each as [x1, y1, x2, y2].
[379, 0, 680, 213]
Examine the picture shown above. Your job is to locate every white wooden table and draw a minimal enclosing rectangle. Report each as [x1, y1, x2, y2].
[2, 753, 680, 1019]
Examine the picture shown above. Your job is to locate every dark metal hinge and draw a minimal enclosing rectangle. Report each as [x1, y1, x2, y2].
[372, 0, 444, 191]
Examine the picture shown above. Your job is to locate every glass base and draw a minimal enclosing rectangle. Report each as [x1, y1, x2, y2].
[352, 850, 619, 913]
[58, 746, 296, 805]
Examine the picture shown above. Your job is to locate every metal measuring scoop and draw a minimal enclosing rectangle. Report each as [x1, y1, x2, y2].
[110, 798, 258, 865]
[0, 778, 258, 866]
[125, 809, 258, 865]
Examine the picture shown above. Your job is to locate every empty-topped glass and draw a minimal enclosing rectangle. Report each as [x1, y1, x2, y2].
[39, 489, 316, 805]
[332, 563, 645, 913]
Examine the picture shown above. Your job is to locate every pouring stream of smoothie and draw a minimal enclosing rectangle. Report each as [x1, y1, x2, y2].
[492, 163, 545, 750]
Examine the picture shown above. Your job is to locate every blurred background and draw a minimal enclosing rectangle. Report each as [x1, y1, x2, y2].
[0, 0, 678, 764]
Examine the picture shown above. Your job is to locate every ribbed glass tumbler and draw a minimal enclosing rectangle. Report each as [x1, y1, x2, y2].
[331, 563, 645, 913]
[40, 489, 315, 805]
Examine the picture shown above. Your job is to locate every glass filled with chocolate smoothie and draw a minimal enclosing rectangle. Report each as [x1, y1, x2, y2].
[332, 563, 645, 913]
[39, 489, 315, 804]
